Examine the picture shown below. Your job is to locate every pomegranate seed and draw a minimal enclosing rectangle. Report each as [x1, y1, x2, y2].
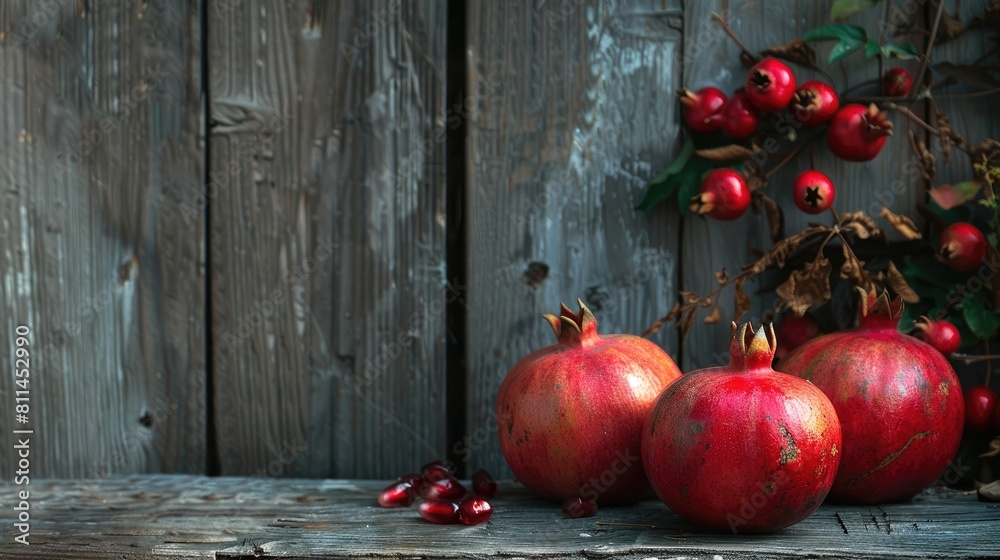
[418, 499, 460, 524]
[562, 497, 598, 519]
[421, 460, 453, 482]
[377, 482, 415, 508]
[397, 472, 426, 494]
[458, 497, 493, 525]
[422, 475, 468, 501]
[472, 468, 498, 498]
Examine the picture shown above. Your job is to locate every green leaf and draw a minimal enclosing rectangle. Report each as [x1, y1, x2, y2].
[881, 42, 920, 59]
[963, 291, 1000, 340]
[830, 0, 880, 21]
[677, 158, 715, 214]
[804, 24, 868, 64]
[929, 180, 983, 210]
[636, 138, 694, 212]
[865, 39, 881, 58]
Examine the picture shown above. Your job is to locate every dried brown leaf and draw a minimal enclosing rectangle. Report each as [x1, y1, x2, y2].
[704, 305, 722, 325]
[760, 39, 818, 70]
[979, 480, 1000, 502]
[937, 112, 954, 164]
[886, 261, 920, 303]
[776, 257, 832, 316]
[761, 194, 785, 243]
[840, 212, 885, 241]
[733, 278, 751, 322]
[680, 308, 697, 340]
[908, 129, 936, 181]
[880, 207, 923, 240]
[641, 302, 681, 337]
[841, 222, 871, 240]
[930, 0, 969, 43]
[839, 244, 868, 287]
[715, 269, 729, 284]
[695, 145, 756, 161]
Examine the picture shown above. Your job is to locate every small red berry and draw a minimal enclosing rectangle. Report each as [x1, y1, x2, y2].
[421, 460, 453, 482]
[561, 497, 598, 519]
[913, 316, 961, 356]
[719, 92, 760, 139]
[745, 58, 797, 112]
[773, 313, 823, 362]
[790, 81, 840, 127]
[458, 497, 494, 525]
[377, 482, 416, 508]
[677, 87, 727, 133]
[690, 169, 751, 221]
[938, 222, 988, 271]
[422, 476, 468, 501]
[964, 386, 998, 433]
[882, 67, 913, 97]
[418, 499, 461, 524]
[826, 103, 893, 162]
[792, 170, 835, 214]
[471, 468, 498, 498]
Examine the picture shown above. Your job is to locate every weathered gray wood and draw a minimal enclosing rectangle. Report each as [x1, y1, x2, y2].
[681, 1, 930, 369]
[0, 1, 206, 477]
[465, 0, 685, 480]
[0, 475, 997, 558]
[208, 0, 449, 478]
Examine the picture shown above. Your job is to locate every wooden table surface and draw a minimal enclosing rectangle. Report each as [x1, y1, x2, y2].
[1, 475, 998, 559]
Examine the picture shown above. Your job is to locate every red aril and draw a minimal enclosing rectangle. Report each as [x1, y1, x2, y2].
[678, 87, 727, 133]
[377, 482, 416, 508]
[773, 313, 823, 363]
[720, 92, 760, 139]
[458, 497, 493, 525]
[745, 58, 797, 112]
[690, 169, 751, 221]
[472, 468, 498, 498]
[561, 497, 598, 519]
[418, 499, 460, 524]
[422, 476, 468, 501]
[938, 222, 987, 271]
[965, 386, 998, 433]
[421, 460, 453, 482]
[779, 290, 965, 503]
[792, 170, 835, 214]
[912, 317, 961, 356]
[642, 323, 841, 533]
[791, 81, 840, 127]
[497, 299, 682, 504]
[826, 103, 893, 162]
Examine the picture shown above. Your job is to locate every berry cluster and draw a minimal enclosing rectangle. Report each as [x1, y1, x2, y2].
[377, 460, 497, 525]
[678, 59, 911, 221]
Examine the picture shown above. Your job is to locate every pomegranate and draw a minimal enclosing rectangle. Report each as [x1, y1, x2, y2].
[938, 222, 988, 271]
[418, 499, 460, 524]
[965, 386, 998, 433]
[774, 313, 824, 362]
[458, 497, 493, 525]
[690, 169, 752, 221]
[422, 476, 468, 501]
[745, 58, 797, 112]
[791, 81, 840, 127]
[882, 67, 913, 97]
[497, 299, 681, 504]
[642, 323, 841, 533]
[792, 170, 836, 214]
[779, 290, 965, 503]
[720, 92, 760, 139]
[377, 481, 416, 508]
[678, 87, 727, 133]
[912, 316, 961, 356]
[826, 103, 893, 162]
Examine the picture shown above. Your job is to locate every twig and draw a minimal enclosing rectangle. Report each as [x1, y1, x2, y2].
[712, 12, 757, 62]
[935, 87, 1000, 99]
[840, 78, 881, 97]
[765, 131, 824, 178]
[911, 0, 945, 101]
[951, 353, 1000, 365]
[887, 103, 974, 155]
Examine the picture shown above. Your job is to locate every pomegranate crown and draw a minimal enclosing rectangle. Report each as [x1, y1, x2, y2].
[856, 286, 904, 321]
[728, 321, 776, 369]
[543, 298, 599, 346]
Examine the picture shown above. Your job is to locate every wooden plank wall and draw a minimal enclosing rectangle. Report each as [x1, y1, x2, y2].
[1, 0, 997, 479]
[0, 0, 206, 478]
[207, 0, 449, 478]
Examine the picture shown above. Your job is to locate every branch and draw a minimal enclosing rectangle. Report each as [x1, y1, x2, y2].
[912, 0, 946, 101]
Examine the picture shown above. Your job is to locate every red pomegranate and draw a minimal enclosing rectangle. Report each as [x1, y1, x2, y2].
[642, 323, 841, 533]
[778, 290, 965, 503]
[497, 300, 681, 504]
[774, 312, 824, 362]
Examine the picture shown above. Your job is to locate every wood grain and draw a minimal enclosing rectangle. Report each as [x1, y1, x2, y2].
[463, 0, 685, 480]
[0, 0, 206, 477]
[207, 0, 449, 478]
[1, 475, 997, 558]
[680, 1, 932, 369]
